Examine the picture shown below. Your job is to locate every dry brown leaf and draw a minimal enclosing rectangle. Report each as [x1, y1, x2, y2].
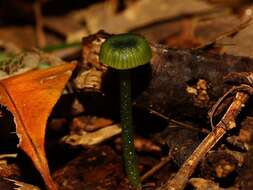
[72, 0, 214, 33]
[0, 63, 76, 190]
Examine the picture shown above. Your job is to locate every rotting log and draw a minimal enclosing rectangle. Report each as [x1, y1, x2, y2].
[135, 44, 253, 121]
[76, 33, 253, 121]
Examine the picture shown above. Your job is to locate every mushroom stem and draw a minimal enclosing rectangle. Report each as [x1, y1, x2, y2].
[120, 70, 141, 189]
[99, 33, 151, 189]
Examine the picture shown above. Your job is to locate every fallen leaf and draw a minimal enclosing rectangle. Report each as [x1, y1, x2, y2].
[73, 0, 214, 33]
[0, 62, 76, 190]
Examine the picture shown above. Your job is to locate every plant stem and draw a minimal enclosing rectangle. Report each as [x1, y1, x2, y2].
[42, 42, 81, 52]
[120, 70, 141, 189]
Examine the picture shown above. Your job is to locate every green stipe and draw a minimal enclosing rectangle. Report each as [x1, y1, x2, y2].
[99, 33, 152, 189]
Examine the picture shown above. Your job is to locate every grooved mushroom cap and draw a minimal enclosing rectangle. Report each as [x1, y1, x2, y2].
[99, 34, 152, 70]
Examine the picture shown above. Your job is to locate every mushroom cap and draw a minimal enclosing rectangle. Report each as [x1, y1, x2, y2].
[99, 33, 152, 70]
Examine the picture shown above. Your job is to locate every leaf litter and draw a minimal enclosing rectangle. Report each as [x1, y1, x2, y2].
[1, 1, 253, 190]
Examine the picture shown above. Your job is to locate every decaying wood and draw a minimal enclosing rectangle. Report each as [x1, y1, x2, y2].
[135, 44, 253, 121]
[78, 33, 253, 122]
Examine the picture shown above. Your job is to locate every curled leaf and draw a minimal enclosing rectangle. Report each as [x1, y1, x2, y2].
[0, 62, 76, 190]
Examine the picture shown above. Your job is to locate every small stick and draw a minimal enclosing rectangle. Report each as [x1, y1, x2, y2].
[0, 154, 17, 160]
[156, 91, 249, 190]
[147, 108, 209, 134]
[141, 153, 173, 182]
[34, 0, 46, 48]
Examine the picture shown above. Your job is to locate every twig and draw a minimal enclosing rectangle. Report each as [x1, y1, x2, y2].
[0, 153, 17, 160]
[34, 0, 46, 48]
[208, 84, 253, 129]
[156, 90, 249, 190]
[148, 108, 209, 134]
[141, 153, 173, 182]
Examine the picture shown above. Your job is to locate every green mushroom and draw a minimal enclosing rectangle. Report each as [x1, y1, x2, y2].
[99, 33, 152, 189]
